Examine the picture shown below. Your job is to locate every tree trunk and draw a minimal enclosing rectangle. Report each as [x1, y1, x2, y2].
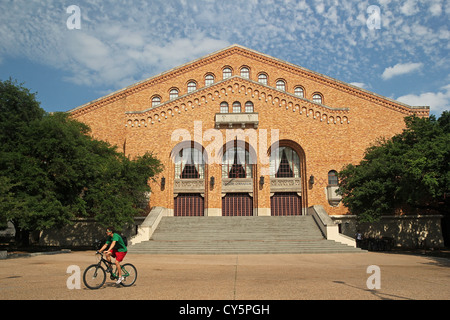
[13, 223, 30, 247]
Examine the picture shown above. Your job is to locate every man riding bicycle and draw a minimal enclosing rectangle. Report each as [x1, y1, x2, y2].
[98, 227, 128, 284]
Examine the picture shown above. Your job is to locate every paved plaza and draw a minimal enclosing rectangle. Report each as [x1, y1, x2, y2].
[0, 251, 449, 301]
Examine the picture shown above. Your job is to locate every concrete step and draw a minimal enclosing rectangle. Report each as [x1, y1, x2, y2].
[128, 216, 364, 254]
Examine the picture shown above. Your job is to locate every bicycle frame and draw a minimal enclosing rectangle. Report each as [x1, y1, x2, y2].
[84, 252, 137, 289]
[96, 252, 129, 279]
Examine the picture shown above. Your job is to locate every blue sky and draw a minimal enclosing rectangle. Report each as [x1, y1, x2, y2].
[0, 0, 448, 116]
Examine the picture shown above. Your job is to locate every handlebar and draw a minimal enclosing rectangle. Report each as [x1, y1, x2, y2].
[96, 251, 112, 255]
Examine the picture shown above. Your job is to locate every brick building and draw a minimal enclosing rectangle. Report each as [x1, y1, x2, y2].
[69, 45, 429, 218]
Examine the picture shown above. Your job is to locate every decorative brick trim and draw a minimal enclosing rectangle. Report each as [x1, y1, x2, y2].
[125, 76, 350, 128]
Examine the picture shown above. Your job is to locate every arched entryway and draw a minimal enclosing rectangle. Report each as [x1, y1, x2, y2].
[221, 139, 256, 216]
[171, 141, 207, 216]
[268, 141, 307, 215]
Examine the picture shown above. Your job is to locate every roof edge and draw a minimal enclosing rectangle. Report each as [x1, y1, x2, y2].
[69, 44, 429, 116]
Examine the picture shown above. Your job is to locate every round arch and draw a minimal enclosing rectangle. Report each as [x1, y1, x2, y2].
[267, 140, 308, 214]
[170, 140, 208, 165]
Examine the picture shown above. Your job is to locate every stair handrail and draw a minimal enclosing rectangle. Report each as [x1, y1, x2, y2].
[129, 207, 168, 245]
[308, 205, 356, 248]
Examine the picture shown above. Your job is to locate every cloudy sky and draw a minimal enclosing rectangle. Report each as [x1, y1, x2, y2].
[0, 0, 448, 116]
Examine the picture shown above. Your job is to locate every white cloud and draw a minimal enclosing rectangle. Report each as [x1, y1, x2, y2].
[315, 3, 325, 15]
[0, 0, 448, 98]
[430, 1, 443, 16]
[349, 82, 369, 90]
[400, 0, 419, 16]
[382, 62, 423, 80]
[397, 84, 450, 115]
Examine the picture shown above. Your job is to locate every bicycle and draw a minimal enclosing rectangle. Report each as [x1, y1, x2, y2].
[83, 251, 137, 290]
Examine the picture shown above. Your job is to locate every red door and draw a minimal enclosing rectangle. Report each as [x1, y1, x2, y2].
[270, 192, 301, 216]
[222, 193, 253, 216]
[174, 193, 204, 216]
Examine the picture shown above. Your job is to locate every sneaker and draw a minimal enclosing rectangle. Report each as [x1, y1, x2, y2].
[116, 276, 124, 285]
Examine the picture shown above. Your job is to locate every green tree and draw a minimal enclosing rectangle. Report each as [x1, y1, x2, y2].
[0, 79, 163, 245]
[338, 112, 450, 223]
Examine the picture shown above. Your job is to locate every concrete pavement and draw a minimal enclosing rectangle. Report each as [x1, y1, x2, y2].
[0, 251, 449, 300]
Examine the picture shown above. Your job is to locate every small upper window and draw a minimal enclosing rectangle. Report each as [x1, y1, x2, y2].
[258, 73, 268, 85]
[223, 67, 232, 79]
[169, 89, 179, 100]
[152, 96, 161, 107]
[276, 80, 286, 91]
[328, 170, 338, 186]
[232, 101, 241, 113]
[245, 101, 254, 113]
[205, 74, 214, 86]
[294, 86, 304, 98]
[187, 81, 197, 93]
[313, 93, 323, 104]
[240, 67, 250, 79]
[220, 102, 229, 113]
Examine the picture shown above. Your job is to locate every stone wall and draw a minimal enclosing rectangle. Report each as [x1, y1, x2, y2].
[332, 215, 445, 249]
[39, 217, 145, 248]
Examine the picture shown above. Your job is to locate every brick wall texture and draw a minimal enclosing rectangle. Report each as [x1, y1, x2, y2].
[70, 45, 429, 216]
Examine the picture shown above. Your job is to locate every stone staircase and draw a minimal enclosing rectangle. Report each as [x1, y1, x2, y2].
[128, 216, 365, 254]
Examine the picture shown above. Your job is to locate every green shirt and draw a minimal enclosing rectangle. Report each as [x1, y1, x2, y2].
[106, 233, 127, 252]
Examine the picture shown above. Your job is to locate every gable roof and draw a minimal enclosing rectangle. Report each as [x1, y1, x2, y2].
[69, 44, 429, 117]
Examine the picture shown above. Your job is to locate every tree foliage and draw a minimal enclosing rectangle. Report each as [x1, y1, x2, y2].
[338, 112, 450, 222]
[0, 79, 163, 244]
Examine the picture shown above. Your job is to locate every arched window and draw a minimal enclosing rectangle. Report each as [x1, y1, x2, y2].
[258, 73, 268, 85]
[205, 74, 214, 86]
[222, 143, 253, 179]
[276, 80, 286, 91]
[232, 101, 241, 113]
[169, 88, 179, 100]
[187, 81, 197, 93]
[245, 101, 254, 113]
[174, 147, 205, 179]
[328, 170, 338, 186]
[294, 86, 304, 98]
[313, 93, 323, 104]
[240, 67, 250, 79]
[270, 146, 300, 178]
[220, 102, 229, 113]
[152, 96, 161, 107]
[223, 67, 232, 79]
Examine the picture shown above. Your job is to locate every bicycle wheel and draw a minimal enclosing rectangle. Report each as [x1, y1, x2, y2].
[120, 263, 137, 287]
[83, 264, 106, 290]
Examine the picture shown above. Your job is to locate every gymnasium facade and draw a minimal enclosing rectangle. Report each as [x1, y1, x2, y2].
[70, 45, 429, 218]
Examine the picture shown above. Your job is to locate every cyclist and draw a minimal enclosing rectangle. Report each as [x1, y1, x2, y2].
[98, 227, 128, 284]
